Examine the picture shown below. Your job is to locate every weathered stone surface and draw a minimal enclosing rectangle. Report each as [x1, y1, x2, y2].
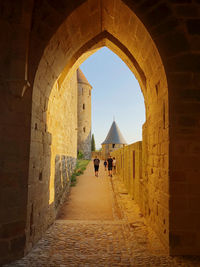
[26, 71, 78, 256]
[0, 221, 25, 239]
[1, 0, 200, 264]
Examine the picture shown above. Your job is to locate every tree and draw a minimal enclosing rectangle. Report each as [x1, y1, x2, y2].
[91, 134, 96, 151]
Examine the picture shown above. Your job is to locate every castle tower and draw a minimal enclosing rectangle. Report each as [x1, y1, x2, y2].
[101, 120, 127, 159]
[77, 68, 92, 159]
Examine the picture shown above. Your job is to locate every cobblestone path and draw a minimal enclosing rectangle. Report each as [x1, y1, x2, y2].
[5, 163, 200, 266]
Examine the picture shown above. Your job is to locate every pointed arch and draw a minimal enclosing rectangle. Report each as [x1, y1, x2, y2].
[29, 0, 169, 254]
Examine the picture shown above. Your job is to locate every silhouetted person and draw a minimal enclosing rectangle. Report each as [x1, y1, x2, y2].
[104, 159, 107, 171]
[93, 156, 100, 177]
[107, 155, 113, 177]
[113, 157, 116, 175]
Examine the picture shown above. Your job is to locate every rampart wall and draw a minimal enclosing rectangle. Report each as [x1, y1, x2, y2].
[111, 141, 142, 204]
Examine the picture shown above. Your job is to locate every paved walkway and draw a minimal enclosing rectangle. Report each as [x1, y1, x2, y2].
[5, 161, 200, 266]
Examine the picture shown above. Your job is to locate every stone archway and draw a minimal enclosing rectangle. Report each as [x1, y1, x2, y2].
[0, 0, 200, 264]
[29, 0, 169, 256]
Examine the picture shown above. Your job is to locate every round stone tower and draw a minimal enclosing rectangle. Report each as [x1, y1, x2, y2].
[77, 68, 92, 159]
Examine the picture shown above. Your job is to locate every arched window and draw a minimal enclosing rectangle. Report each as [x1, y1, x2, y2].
[83, 104, 85, 110]
[83, 127, 86, 133]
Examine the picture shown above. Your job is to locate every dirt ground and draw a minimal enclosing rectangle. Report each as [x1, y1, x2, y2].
[58, 160, 114, 220]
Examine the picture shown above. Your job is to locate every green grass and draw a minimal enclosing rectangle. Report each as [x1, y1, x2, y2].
[70, 159, 90, 186]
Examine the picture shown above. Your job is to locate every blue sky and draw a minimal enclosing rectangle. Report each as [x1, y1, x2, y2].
[80, 47, 145, 149]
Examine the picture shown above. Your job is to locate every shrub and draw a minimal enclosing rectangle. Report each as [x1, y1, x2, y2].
[70, 173, 77, 186]
[70, 159, 90, 187]
[77, 150, 84, 159]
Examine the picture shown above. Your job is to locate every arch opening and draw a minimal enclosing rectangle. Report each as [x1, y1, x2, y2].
[28, 0, 169, 256]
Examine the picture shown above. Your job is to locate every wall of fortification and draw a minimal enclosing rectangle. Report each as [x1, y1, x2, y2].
[111, 142, 142, 203]
[102, 144, 124, 160]
[111, 136, 169, 250]
[27, 71, 78, 251]
[91, 151, 102, 159]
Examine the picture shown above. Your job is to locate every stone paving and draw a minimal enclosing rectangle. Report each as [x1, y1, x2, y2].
[5, 166, 200, 267]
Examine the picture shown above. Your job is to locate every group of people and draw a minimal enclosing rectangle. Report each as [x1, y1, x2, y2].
[93, 156, 116, 177]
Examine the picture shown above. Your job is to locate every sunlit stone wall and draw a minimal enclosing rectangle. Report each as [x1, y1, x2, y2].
[111, 142, 142, 202]
[1, 0, 200, 263]
[27, 72, 78, 252]
[111, 136, 169, 251]
[102, 144, 124, 160]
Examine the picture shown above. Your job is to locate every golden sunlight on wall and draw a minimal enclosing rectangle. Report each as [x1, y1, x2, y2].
[47, 72, 78, 204]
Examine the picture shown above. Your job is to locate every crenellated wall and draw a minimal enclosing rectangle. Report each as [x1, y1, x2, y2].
[111, 138, 169, 250]
[142, 119, 169, 249]
[111, 142, 142, 203]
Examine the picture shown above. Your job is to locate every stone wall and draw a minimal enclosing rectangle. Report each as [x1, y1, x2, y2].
[77, 82, 92, 159]
[111, 138, 170, 251]
[26, 71, 78, 252]
[142, 119, 169, 249]
[1, 0, 200, 264]
[102, 144, 125, 160]
[91, 151, 102, 159]
[111, 142, 142, 203]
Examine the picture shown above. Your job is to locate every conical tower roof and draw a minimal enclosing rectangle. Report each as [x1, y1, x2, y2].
[77, 68, 92, 87]
[102, 121, 127, 145]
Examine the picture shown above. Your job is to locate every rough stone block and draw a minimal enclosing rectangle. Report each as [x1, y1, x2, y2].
[187, 19, 200, 34]
[0, 240, 9, 259]
[175, 5, 199, 17]
[0, 221, 25, 238]
[10, 234, 26, 252]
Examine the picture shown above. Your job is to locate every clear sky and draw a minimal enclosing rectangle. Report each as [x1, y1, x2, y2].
[80, 47, 145, 150]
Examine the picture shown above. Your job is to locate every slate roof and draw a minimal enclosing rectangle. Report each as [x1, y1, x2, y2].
[77, 68, 92, 87]
[102, 121, 127, 145]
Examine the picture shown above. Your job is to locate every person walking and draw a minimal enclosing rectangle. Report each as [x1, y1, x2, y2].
[93, 156, 100, 177]
[103, 159, 107, 171]
[107, 155, 113, 177]
[113, 157, 116, 175]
